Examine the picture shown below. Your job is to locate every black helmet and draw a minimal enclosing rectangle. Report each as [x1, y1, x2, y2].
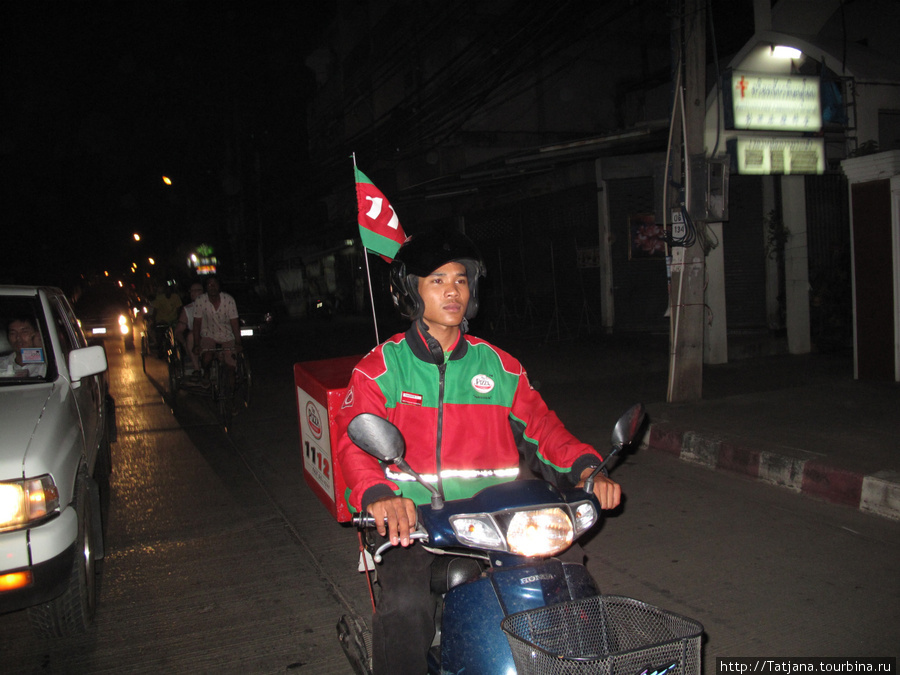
[390, 229, 486, 321]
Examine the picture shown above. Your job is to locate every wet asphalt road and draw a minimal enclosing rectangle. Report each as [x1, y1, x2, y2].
[1, 317, 898, 673]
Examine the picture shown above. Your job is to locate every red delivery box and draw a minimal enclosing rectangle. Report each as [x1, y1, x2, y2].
[294, 355, 362, 523]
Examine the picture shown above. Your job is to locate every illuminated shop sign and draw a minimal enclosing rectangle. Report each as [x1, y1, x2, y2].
[724, 71, 822, 132]
[727, 136, 825, 175]
[188, 244, 218, 274]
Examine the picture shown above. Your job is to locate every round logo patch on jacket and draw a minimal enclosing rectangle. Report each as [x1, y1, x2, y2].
[471, 374, 495, 394]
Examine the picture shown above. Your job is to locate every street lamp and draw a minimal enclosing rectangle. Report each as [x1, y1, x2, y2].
[772, 45, 802, 59]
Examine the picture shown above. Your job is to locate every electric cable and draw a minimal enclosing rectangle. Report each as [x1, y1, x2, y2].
[707, 0, 722, 158]
[320, 0, 662, 170]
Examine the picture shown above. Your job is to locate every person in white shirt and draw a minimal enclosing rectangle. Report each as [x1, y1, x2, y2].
[174, 281, 204, 377]
[191, 275, 242, 389]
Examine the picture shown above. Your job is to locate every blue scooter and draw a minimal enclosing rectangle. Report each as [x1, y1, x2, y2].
[337, 405, 703, 675]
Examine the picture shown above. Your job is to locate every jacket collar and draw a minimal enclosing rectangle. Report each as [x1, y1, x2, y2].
[405, 321, 469, 365]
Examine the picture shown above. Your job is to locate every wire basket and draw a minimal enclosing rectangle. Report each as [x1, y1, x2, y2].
[501, 595, 703, 675]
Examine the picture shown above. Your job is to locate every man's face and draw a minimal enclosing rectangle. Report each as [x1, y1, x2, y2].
[417, 261, 470, 331]
[8, 320, 41, 363]
[206, 278, 220, 298]
[189, 284, 203, 301]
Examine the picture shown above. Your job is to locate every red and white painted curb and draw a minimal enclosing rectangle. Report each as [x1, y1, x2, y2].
[645, 422, 900, 522]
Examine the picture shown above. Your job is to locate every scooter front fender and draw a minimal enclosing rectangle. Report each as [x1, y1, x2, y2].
[438, 558, 598, 674]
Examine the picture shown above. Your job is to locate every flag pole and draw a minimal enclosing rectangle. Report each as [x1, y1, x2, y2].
[363, 252, 381, 346]
[353, 152, 381, 345]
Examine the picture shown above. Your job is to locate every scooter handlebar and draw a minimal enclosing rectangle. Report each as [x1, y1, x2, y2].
[351, 514, 378, 528]
[350, 514, 429, 562]
[373, 532, 429, 563]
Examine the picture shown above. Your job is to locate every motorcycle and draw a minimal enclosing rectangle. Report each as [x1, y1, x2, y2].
[337, 404, 704, 675]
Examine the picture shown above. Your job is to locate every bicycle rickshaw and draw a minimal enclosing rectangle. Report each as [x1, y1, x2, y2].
[145, 325, 251, 431]
[192, 345, 252, 430]
[139, 318, 171, 373]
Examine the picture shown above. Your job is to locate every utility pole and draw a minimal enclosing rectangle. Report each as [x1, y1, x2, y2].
[667, 0, 707, 402]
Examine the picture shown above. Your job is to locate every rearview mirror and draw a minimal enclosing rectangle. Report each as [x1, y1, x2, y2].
[69, 345, 108, 381]
[583, 403, 647, 495]
[347, 413, 406, 463]
[347, 413, 445, 510]
[611, 403, 646, 451]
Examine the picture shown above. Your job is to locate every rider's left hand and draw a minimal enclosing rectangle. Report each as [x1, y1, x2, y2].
[577, 469, 622, 510]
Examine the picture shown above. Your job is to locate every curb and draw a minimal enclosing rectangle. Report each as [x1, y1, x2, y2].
[645, 421, 900, 522]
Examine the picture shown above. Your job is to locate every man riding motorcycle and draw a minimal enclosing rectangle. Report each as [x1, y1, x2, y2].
[334, 229, 621, 674]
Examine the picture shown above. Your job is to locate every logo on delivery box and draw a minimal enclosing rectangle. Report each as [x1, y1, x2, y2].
[306, 401, 323, 439]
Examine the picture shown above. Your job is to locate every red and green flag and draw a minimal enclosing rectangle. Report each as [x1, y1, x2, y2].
[355, 167, 406, 261]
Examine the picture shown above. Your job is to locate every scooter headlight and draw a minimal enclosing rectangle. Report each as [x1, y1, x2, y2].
[450, 500, 593, 557]
[505, 508, 574, 557]
[451, 515, 504, 549]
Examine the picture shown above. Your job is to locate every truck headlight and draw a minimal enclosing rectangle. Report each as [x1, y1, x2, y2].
[0, 476, 60, 532]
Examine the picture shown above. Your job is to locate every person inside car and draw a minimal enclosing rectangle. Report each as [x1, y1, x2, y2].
[334, 229, 621, 674]
[0, 315, 47, 378]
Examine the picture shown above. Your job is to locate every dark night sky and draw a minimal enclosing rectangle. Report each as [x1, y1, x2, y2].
[1, 1, 331, 288]
[1, 1, 755, 291]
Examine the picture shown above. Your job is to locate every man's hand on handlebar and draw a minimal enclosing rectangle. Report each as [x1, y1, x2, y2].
[577, 469, 622, 510]
[366, 496, 417, 547]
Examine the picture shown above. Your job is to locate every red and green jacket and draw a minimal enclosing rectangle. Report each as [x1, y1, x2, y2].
[335, 325, 605, 512]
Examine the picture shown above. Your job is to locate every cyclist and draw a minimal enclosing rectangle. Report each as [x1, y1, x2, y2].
[150, 282, 183, 354]
[191, 275, 242, 390]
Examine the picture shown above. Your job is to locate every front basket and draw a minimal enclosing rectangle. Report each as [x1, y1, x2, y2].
[500, 595, 703, 675]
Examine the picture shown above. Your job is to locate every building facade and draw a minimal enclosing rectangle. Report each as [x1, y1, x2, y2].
[299, 0, 900, 376]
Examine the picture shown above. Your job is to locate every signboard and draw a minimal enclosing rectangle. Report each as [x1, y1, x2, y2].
[671, 209, 687, 244]
[724, 71, 822, 132]
[728, 136, 825, 175]
[298, 388, 334, 502]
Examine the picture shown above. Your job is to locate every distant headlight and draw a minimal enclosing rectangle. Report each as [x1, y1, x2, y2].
[0, 476, 60, 532]
[118, 314, 130, 334]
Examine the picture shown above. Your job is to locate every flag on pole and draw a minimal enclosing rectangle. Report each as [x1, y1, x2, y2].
[355, 167, 406, 261]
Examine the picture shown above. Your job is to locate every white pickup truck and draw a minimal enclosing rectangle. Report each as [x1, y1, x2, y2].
[0, 285, 115, 637]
